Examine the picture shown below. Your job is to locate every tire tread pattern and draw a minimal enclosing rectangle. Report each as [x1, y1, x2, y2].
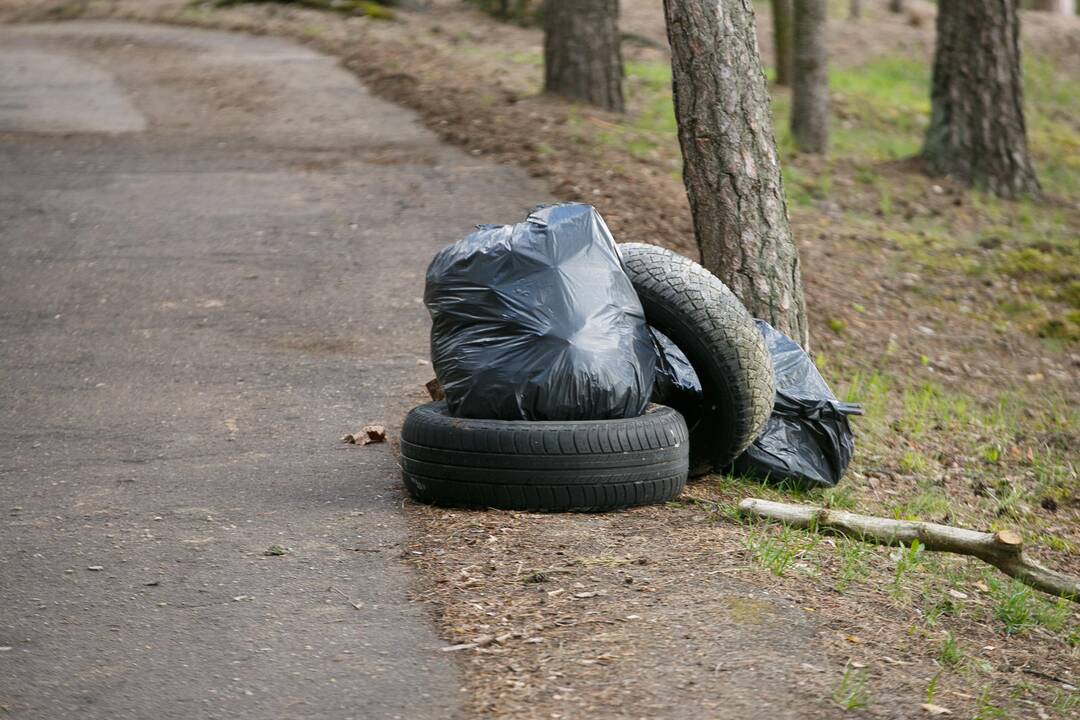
[618, 243, 775, 468]
[400, 402, 688, 512]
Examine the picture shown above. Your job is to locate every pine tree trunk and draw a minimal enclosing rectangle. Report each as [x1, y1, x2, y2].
[791, 0, 828, 153]
[543, 0, 624, 112]
[923, 0, 1040, 198]
[662, 0, 809, 347]
[771, 0, 794, 86]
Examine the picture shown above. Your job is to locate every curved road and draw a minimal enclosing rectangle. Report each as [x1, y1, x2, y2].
[0, 21, 546, 719]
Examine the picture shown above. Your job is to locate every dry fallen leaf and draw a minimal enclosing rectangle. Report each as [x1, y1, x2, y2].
[342, 425, 387, 445]
[360, 425, 386, 444]
[920, 703, 952, 715]
[425, 377, 445, 401]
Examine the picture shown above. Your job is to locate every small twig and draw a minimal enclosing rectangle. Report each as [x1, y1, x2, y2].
[1020, 667, 1070, 685]
[328, 585, 364, 610]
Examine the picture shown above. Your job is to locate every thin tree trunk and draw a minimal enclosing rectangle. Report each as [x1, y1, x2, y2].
[888, 0, 904, 12]
[772, 0, 794, 86]
[923, 0, 1039, 198]
[543, 0, 624, 112]
[662, 0, 809, 347]
[791, 0, 828, 153]
[849, 0, 861, 19]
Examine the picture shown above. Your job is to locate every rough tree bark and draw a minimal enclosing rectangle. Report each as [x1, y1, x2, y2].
[791, 0, 828, 153]
[663, 0, 809, 347]
[771, 0, 794, 85]
[923, 0, 1040, 198]
[543, 0, 624, 112]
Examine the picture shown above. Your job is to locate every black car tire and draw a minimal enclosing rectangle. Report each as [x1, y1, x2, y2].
[400, 402, 688, 511]
[619, 243, 775, 473]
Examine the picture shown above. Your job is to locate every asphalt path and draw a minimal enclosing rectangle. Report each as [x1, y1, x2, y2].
[0, 21, 547, 719]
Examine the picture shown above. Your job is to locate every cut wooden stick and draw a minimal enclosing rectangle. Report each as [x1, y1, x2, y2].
[738, 498, 1080, 602]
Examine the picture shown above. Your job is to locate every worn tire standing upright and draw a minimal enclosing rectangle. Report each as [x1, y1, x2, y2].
[619, 243, 775, 473]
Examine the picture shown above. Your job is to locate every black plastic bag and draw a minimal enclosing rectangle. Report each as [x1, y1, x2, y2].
[425, 203, 655, 421]
[649, 327, 706, 426]
[651, 320, 860, 488]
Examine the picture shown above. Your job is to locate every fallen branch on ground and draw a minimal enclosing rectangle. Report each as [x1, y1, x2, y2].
[738, 498, 1079, 602]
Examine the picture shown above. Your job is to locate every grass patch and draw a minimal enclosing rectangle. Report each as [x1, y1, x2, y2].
[834, 536, 871, 592]
[939, 632, 964, 666]
[745, 522, 821, 576]
[832, 663, 871, 711]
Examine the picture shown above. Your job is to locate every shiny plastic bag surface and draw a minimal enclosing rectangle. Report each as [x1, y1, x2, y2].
[425, 203, 655, 421]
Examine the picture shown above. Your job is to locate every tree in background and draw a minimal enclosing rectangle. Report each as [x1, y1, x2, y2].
[849, 0, 861, 19]
[662, 0, 809, 347]
[543, 0, 624, 112]
[923, 0, 1040, 198]
[791, 0, 828, 153]
[771, 0, 794, 85]
[888, 0, 904, 12]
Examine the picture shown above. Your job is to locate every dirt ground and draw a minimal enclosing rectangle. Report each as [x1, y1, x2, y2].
[4, 0, 1077, 717]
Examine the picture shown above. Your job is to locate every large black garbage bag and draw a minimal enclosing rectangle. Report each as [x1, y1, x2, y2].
[651, 320, 860, 488]
[425, 203, 655, 421]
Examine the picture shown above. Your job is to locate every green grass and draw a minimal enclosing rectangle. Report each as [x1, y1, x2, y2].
[773, 56, 930, 161]
[834, 369, 1075, 515]
[1023, 55, 1080, 198]
[832, 664, 871, 710]
[985, 578, 1077, 636]
[892, 487, 951, 520]
[891, 539, 925, 593]
[925, 670, 943, 704]
[939, 632, 964, 666]
[973, 686, 1007, 720]
[745, 523, 821, 576]
[1050, 689, 1080, 714]
[834, 536, 871, 592]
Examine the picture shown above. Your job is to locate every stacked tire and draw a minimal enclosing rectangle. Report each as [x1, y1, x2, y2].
[401, 244, 775, 512]
[401, 403, 689, 512]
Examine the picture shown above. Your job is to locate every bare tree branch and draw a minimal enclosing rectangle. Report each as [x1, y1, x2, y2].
[738, 498, 1080, 602]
